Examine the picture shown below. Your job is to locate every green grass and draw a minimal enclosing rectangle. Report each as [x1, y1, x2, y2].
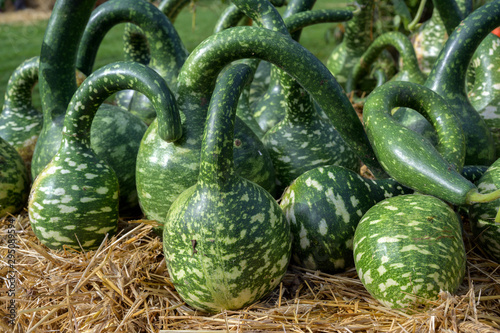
[0, 0, 345, 108]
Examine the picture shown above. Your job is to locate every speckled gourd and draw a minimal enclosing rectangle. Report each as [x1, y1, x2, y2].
[469, 158, 500, 262]
[423, 0, 500, 165]
[28, 61, 182, 250]
[353, 194, 466, 309]
[0, 138, 30, 217]
[363, 81, 500, 206]
[136, 25, 386, 234]
[163, 63, 290, 312]
[280, 165, 412, 274]
[77, 0, 188, 125]
[32, 0, 151, 214]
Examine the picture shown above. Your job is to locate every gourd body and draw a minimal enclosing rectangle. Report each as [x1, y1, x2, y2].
[469, 158, 500, 262]
[353, 194, 466, 309]
[280, 166, 411, 274]
[0, 139, 30, 217]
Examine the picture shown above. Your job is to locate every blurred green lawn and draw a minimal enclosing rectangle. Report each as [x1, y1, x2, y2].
[0, 0, 346, 108]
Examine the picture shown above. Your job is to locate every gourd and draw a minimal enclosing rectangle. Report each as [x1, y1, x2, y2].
[347, 31, 427, 93]
[0, 138, 30, 217]
[0, 57, 42, 164]
[32, 0, 150, 214]
[280, 165, 411, 274]
[364, 80, 500, 207]
[77, 0, 188, 125]
[353, 194, 466, 309]
[423, 0, 500, 165]
[136, 25, 386, 232]
[28, 61, 182, 250]
[469, 158, 500, 262]
[163, 63, 290, 312]
[326, 0, 395, 89]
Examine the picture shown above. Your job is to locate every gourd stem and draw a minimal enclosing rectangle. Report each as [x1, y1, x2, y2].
[199, 63, 254, 185]
[76, 0, 188, 88]
[63, 62, 181, 145]
[466, 189, 500, 204]
[431, 0, 464, 36]
[176, 26, 384, 177]
[407, 0, 427, 31]
[39, 0, 96, 121]
[348, 31, 426, 92]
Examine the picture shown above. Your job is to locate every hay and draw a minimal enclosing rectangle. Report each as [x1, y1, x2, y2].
[1, 211, 499, 333]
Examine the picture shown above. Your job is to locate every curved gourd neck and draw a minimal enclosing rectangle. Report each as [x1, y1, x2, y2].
[214, 4, 247, 33]
[425, 1, 500, 96]
[2, 56, 39, 111]
[283, 0, 316, 41]
[349, 31, 426, 91]
[175, 26, 383, 176]
[431, 0, 464, 35]
[199, 64, 253, 186]
[39, 0, 95, 122]
[62, 62, 182, 147]
[159, 0, 191, 22]
[343, 0, 374, 53]
[77, 0, 188, 88]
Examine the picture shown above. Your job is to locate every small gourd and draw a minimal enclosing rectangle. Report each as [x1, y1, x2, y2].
[469, 158, 500, 262]
[28, 61, 182, 250]
[163, 63, 290, 312]
[280, 165, 411, 274]
[0, 138, 30, 217]
[353, 194, 466, 309]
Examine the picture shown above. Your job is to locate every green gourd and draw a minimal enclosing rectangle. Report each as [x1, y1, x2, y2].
[280, 165, 411, 274]
[424, 0, 500, 165]
[32, 0, 150, 214]
[469, 158, 500, 262]
[347, 31, 427, 93]
[163, 63, 291, 313]
[77, 0, 188, 125]
[136, 25, 386, 233]
[0, 138, 30, 217]
[363, 80, 500, 206]
[353, 194, 466, 309]
[28, 61, 182, 250]
[0, 57, 42, 164]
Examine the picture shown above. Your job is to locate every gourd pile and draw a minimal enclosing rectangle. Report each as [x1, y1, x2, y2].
[1, 0, 500, 314]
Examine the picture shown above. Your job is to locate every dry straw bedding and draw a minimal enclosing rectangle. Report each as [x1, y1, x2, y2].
[1, 212, 500, 333]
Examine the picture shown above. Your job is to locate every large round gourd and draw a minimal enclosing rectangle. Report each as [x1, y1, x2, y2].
[353, 194, 466, 309]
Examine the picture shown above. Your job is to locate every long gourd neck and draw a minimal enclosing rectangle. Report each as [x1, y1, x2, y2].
[199, 63, 253, 186]
[63, 62, 182, 147]
[425, 1, 500, 96]
[159, 0, 191, 22]
[343, 0, 374, 53]
[283, 0, 316, 41]
[431, 0, 464, 35]
[39, 0, 95, 122]
[175, 26, 383, 176]
[77, 0, 188, 88]
[2, 56, 39, 111]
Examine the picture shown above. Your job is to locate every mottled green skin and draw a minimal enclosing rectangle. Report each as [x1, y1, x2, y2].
[353, 194, 466, 309]
[29, 62, 182, 250]
[0, 139, 30, 217]
[163, 64, 290, 312]
[469, 158, 500, 262]
[468, 33, 500, 159]
[363, 81, 479, 206]
[77, 0, 188, 126]
[0, 57, 42, 162]
[424, 1, 500, 165]
[280, 166, 411, 274]
[262, 79, 359, 188]
[348, 31, 426, 92]
[33, 0, 96, 181]
[253, 9, 355, 133]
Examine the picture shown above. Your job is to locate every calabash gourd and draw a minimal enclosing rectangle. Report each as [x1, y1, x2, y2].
[0, 138, 30, 217]
[163, 63, 290, 313]
[28, 61, 182, 250]
[280, 165, 412, 274]
[353, 194, 466, 309]
[469, 158, 500, 262]
[363, 81, 500, 206]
